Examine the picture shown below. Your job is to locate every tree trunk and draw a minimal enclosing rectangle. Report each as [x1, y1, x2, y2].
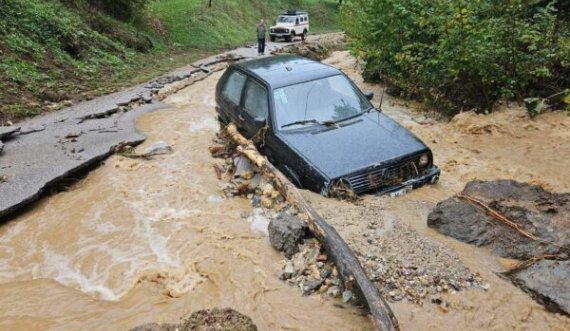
[225, 123, 399, 331]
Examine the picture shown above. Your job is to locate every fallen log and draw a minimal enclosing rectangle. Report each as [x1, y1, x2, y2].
[225, 123, 399, 331]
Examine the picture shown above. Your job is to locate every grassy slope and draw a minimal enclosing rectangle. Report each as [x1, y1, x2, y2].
[148, 0, 340, 49]
[0, 0, 341, 124]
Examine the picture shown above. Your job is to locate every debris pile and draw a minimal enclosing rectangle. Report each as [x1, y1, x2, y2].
[209, 132, 353, 302]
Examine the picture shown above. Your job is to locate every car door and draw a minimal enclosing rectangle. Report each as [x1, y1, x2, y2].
[219, 69, 247, 125]
[239, 78, 269, 139]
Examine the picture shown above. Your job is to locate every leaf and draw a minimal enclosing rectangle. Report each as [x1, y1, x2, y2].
[523, 97, 545, 118]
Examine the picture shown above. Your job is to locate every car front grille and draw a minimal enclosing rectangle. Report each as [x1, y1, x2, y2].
[346, 159, 422, 194]
[272, 28, 288, 33]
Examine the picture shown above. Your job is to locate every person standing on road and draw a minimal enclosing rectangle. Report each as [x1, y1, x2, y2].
[256, 18, 266, 56]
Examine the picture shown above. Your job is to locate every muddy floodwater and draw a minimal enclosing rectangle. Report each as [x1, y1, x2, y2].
[310, 51, 570, 330]
[0, 70, 372, 330]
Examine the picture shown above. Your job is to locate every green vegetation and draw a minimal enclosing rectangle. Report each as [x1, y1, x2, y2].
[148, 0, 340, 49]
[342, 0, 570, 116]
[0, 0, 341, 123]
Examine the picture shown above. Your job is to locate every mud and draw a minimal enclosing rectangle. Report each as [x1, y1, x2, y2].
[0, 67, 372, 330]
[308, 50, 570, 330]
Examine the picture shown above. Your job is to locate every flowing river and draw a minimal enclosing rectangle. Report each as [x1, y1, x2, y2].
[0, 70, 373, 330]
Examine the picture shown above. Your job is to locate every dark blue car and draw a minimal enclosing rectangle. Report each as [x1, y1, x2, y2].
[215, 55, 440, 196]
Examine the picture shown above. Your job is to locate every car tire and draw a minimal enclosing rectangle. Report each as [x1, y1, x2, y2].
[270, 35, 275, 42]
[301, 30, 307, 41]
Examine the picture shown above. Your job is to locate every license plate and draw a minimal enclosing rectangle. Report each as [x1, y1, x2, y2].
[389, 185, 413, 197]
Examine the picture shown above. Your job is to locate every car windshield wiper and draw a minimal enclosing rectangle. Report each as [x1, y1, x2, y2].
[325, 108, 373, 125]
[281, 119, 323, 128]
[281, 119, 339, 129]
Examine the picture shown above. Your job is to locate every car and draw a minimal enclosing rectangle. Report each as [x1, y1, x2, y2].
[269, 10, 309, 42]
[215, 55, 441, 197]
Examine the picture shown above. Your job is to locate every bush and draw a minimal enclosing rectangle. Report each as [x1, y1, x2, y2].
[342, 0, 570, 115]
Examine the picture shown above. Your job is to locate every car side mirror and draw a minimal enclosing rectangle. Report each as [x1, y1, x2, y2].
[364, 92, 374, 101]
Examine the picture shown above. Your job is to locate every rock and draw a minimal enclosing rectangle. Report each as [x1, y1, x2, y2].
[130, 308, 257, 331]
[262, 183, 275, 197]
[428, 180, 570, 260]
[327, 286, 341, 298]
[342, 290, 354, 303]
[250, 208, 269, 237]
[144, 141, 173, 156]
[509, 260, 570, 315]
[268, 213, 306, 257]
[234, 156, 254, 178]
[261, 196, 273, 209]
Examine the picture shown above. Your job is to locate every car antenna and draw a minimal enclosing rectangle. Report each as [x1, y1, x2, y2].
[377, 88, 385, 125]
[378, 88, 385, 111]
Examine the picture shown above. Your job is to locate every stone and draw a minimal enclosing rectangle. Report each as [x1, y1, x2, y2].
[250, 208, 269, 237]
[509, 260, 570, 315]
[234, 156, 254, 178]
[261, 196, 273, 209]
[342, 290, 353, 303]
[144, 141, 173, 156]
[428, 180, 570, 260]
[327, 286, 341, 298]
[268, 213, 306, 257]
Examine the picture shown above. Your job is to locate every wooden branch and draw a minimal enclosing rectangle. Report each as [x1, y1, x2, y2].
[225, 123, 399, 331]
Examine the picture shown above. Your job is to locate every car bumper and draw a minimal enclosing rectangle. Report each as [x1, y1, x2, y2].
[270, 33, 290, 37]
[376, 166, 441, 196]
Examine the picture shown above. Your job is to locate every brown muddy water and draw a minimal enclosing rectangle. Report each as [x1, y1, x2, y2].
[312, 51, 570, 330]
[0, 71, 372, 330]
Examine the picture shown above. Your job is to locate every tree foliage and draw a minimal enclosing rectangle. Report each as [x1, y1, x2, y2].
[342, 0, 570, 114]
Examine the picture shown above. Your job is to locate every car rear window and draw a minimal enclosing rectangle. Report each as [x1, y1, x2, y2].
[222, 70, 246, 105]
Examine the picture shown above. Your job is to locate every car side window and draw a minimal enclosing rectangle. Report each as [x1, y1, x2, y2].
[243, 80, 269, 119]
[222, 70, 246, 106]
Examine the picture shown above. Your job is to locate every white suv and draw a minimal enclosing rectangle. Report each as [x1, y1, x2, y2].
[269, 10, 309, 42]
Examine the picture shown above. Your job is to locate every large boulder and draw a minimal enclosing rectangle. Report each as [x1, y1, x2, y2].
[427, 180, 570, 259]
[268, 212, 306, 257]
[510, 260, 570, 315]
[427, 180, 570, 315]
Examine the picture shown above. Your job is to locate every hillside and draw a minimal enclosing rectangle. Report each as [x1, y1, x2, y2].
[0, 0, 341, 124]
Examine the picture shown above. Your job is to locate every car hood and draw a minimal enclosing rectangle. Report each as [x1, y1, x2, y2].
[271, 23, 294, 29]
[278, 112, 429, 179]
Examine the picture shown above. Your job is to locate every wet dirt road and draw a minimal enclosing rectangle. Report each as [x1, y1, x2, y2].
[301, 51, 570, 330]
[0, 70, 373, 330]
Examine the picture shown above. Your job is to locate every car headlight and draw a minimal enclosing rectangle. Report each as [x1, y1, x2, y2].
[419, 154, 429, 167]
[271, 29, 274, 32]
[285, 29, 289, 33]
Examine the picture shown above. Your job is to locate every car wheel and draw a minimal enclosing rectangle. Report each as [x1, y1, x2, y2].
[301, 30, 306, 41]
[270, 35, 275, 42]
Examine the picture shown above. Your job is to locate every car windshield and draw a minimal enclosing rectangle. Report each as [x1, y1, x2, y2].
[277, 16, 296, 23]
[273, 75, 372, 130]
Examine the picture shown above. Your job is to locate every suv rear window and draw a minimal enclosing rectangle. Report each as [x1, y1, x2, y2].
[222, 71, 246, 105]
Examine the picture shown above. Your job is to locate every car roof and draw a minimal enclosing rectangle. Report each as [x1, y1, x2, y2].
[231, 55, 341, 89]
